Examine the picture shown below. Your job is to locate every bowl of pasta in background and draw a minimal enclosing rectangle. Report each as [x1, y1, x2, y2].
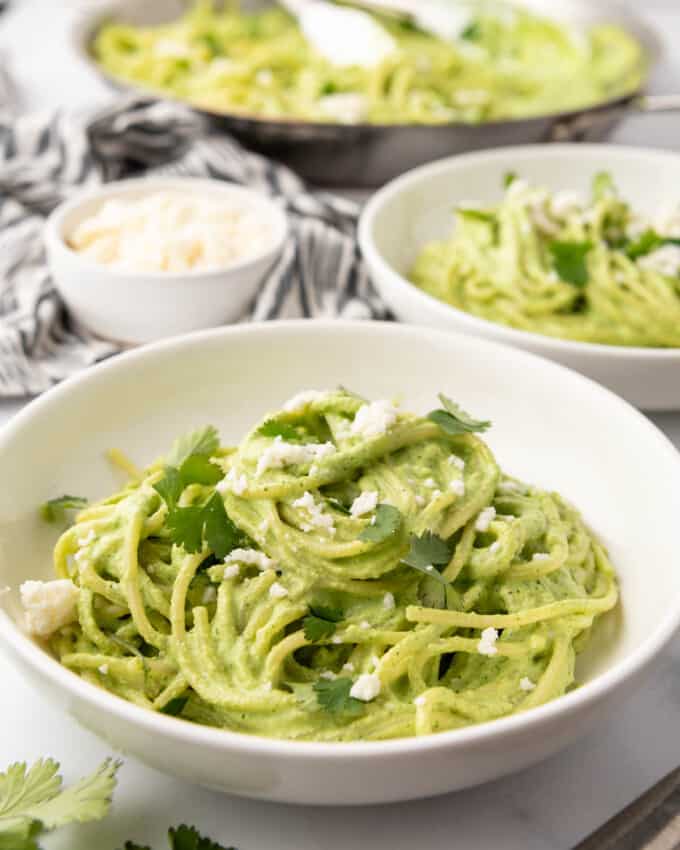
[1, 320, 680, 804]
[359, 144, 680, 410]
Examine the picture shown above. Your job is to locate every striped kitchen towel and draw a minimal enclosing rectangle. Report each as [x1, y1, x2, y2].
[0, 95, 388, 397]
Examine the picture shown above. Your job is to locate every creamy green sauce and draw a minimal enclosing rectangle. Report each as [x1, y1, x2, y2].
[46, 389, 617, 741]
[93, 3, 645, 125]
[411, 174, 680, 347]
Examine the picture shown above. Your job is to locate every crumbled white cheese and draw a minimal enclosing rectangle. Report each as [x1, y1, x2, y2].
[262, 681, 273, 692]
[520, 677, 536, 692]
[477, 627, 499, 657]
[359, 620, 371, 630]
[224, 548, 276, 571]
[349, 673, 382, 702]
[383, 592, 395, 611]
[98, 664, 109, 675]
[319, 670, 336, 681]
[489, 541, 501, 554]
[202, 586, 217, 604]
[259, 518, 269, 532]
[350, 400, 399, 439]
[223, 564, 240, 580]
[532, 553, 550, 562]
[283, 390, 327, 412]
[225, 467, 248, 495]
[256, 436, 336, 476]
[638, 245, 680, 278]
[20, 579, 79, 637]
[475, 506, 497, 532]
[68, 191, 271, 273]
[350, 490, 378, 517]
[269, 582, 289, 599]
[449, 456, 465, 470]
[450, 479, 465, 497]
[425, 565, 435, 573]
[292, 491, 336, 535]
[415, 495, 425, 507]
[318, 93, 368, 124]
[414, 695, 427, 707]
[342, 662, 355, 673]
[424, 477, 436, 488]
[431, 489, 442, 500]
[332, 636, 342, 644]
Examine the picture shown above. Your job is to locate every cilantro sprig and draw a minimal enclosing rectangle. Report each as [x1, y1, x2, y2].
[427, 394, 491, 436]
[166, 426, 219, 468]
[624, 229, 680, 261]
[549, 240, 593, 287]
[0, 758, 119, 850]
[121, 825, 235, 850]
[303, 605, 343, 642]
[257, 419, 304, 442]
[358, 504, 402, 543]
[401, 532, 453, 585]
[313, 678, 364, 717]
[39, 495, 88, 524]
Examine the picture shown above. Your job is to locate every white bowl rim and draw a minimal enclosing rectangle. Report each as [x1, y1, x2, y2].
[359, 142, 680, 362]
[2, 318, 680, 761]
[45, 175, 289, 281]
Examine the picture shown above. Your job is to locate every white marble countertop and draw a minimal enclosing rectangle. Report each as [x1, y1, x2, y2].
[2, 2, 680, 848]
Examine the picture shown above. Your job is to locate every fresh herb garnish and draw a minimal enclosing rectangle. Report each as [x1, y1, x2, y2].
[460, 19, 481, 40]
[592, 171, 615, 201]
[401, 532, 453, 585]
[39, 495, 88, 524]
[303, 605, 343, 642]
[164, 493, 242, 558]
[549, 240, 593, 287]
[122, 824, 235, 850]
[313, 678, 364, 717]
[166, 426, 219, 468]
[0, 758, 119, 850]
[178, 455, 223, 487]
[503, 171, 518, 189]
[257, 419, 304, 442]
[427, 394, 491, 436]
[624, 229, 680, 261]
[358, 504, 402, 543]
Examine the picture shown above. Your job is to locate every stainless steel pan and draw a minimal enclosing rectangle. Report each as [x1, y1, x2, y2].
[72, 0, 676, 187]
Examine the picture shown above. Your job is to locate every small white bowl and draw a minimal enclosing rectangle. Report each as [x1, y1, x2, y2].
[45, 177, 288, 344]
[1, 321, 680, 805]
[359, 144, 680, 411]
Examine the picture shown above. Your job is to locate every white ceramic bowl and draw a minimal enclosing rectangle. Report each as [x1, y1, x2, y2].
[44, 177, 288, 344]
[1, 321, 680, 805]
[359, 144, 680, 411]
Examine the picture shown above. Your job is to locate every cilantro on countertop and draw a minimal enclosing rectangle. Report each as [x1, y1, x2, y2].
[548, 240, 593, 287]
[313, 678, 364, 717]
[427, 394, 491, 436]
[39, 495, 88, 524]
[0, 758, 119, 850]
[358, 504, 402, 543]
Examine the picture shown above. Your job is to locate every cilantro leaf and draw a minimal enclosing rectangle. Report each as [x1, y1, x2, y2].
[549, 240, 593, 287]
[592, 171, 615, 201]
[153, 467, 184, 511]
[303, 616, 337, 642]
[0, 758, 119, 849]
[503, 171, 518, 189]
[310, 605, 343, 622]
[166, 426, 219, 468]
[179, 456, 223, 487]
[313, 678, 364, 717]
[166, 506, 205, 554]
[358, 504, 402, 543]
[624, 229, 680, 261]
[40, 495, 88, 523]
[168, 824, 235, 850]
[202, 493, 242, 560]
[427, 394, 491, 436]
[401, 532, 452, 585]
[257, 420, 304, 442]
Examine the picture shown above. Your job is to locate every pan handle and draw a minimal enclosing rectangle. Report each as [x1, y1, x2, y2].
[549, 93, 680, 142]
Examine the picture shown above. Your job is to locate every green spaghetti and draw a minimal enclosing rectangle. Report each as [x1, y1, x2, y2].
[32, 389, 617, 741]
[411, 173, 680, 347]
[93, 2, 645, 125]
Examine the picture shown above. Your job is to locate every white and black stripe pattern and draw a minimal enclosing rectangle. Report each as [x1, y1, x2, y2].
[0, 95, 389, 397]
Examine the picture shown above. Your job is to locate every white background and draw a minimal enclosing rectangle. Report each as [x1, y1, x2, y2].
[1, 2, 680, 848]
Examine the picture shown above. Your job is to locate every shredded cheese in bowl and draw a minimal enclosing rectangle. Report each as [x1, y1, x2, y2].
[68, 191, 271, 273]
